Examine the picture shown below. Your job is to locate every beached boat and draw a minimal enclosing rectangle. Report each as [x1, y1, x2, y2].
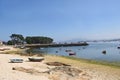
[0, 48, 10, 51]
[0, 48, 5, 51]
[10, 58, 23, 63]
[28, 57, 44, 62]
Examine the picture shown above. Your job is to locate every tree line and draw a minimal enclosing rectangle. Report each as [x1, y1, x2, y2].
[7, 34, 53, 45]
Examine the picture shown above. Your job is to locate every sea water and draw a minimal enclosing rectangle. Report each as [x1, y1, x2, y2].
[36, 42, 120, 62]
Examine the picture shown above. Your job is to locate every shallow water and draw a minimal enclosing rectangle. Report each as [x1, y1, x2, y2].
[35, 42, 120, 62]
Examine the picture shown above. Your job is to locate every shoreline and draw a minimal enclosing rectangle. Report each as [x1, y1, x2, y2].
[0, 46, 120, 80]
[61, 56, 120, 68]
[1, 45, 120, 68]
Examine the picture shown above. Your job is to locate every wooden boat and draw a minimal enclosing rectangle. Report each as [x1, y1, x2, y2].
[28, 57, 44, 62]
[10, 58, 23, 63]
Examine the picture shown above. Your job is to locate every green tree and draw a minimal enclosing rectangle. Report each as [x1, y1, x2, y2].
[7, 40, 13, 45]
[25, 36, 53, 44]
[10, 34, 24, 45]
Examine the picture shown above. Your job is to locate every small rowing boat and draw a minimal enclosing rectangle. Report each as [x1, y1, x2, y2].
[10, 58, 23, 63]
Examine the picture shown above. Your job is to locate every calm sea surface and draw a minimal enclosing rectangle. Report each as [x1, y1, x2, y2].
[36, 42, 120, 62]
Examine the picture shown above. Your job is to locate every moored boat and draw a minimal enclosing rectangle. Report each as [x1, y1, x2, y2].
[102, 50, 106, 54]
[69, 52, 76, 56]
[65, 49, 72, 52]
[117, 47, 120, 49]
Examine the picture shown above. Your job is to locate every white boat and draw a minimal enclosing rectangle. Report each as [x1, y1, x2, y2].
[10, 58, 23, 63]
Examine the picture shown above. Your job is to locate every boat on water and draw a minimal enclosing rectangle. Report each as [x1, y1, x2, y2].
[65, 49, 72, 52]
[117, 47, 120, 49]
[69, 52, 76, 56]
[102, 50, 106, 54]
[10, 58, 23, 63]
[28, 57, 44, 62]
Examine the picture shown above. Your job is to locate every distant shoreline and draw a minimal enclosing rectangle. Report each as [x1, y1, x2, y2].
[25, 42, 89, 48]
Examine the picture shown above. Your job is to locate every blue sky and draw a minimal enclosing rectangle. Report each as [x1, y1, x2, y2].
[1, 0, 120, 42]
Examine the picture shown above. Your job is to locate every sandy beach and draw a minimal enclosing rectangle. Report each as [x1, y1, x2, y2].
[0, 45, 17, 52]
[0, 46, 120, 80]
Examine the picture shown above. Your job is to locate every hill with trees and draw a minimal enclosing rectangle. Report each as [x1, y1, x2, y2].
[7, 34, 53, 45]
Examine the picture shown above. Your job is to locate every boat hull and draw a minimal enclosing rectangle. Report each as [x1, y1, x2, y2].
[10, 58, 23, 63]
[28, 57, 44, 62]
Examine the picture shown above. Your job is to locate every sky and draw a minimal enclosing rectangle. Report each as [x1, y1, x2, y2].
[1, 0, 120, 42]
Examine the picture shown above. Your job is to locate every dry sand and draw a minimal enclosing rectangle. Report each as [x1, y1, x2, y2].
[0, 46, 120, 80]
[0, 45, 17, 52]
[0, 54, 49, 80]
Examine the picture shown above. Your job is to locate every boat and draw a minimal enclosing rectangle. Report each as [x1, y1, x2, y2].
[0, 48, 5, 51]
[69, 52, 76, 56]
[0, 48, 10, 51]
[28, 57, 44, 62]
[102, 50, 106, 54]
[10, 58, 23, 63]
[117, 47, 120, 49]
[65, 49, 72, 52]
